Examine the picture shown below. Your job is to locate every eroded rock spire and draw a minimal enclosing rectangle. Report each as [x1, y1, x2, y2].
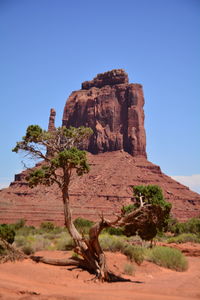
[48, 108, 56, 132]
[62, 69, 147, 157]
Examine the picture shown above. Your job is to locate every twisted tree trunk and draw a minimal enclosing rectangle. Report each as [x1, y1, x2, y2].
[31, 188, 145, 282]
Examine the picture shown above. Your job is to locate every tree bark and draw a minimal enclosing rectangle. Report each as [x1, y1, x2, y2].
[31, 183, 145, 282]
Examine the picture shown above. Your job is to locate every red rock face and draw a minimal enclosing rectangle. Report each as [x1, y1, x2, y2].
[62, 69, 147, 157]
[0, 151, 200, 226]
[0, 69, 199, 226]
[48, 108, 56, 132]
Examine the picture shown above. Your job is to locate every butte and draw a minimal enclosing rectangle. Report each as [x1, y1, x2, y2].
[0, 69, 199, 225]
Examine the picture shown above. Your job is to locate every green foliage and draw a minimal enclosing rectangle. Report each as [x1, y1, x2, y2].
[13, 219, 26, 230]
[99, 234, 126, 252]
[13, 125, 92, 191]
[169, 217, 200, 235]
[167, 233, 200, 244]
[0, 224, 15, 244]
[99, 234, 144, 265]
[147, 246, 188, 271]
[123, 185, 172, 241]
[122, 204, 136, 215]
[186, 217, 200, 234]
[22, 244, 35, 255]
[133, 185, 171, 211]
[40, 222, 55, 231]
[123, 245, 144, 265]
[73, 217, 94, 228]
[103, 226, 124, 236]
[55, 234, 74, 251]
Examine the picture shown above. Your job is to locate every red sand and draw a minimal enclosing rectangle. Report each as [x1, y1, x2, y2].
[0, 250, 200, 300]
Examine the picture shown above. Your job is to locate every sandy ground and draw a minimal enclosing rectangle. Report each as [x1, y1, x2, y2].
[0, 250, 200, 300]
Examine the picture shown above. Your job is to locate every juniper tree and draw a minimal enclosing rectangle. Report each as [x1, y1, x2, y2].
[13, 125, 171, 281]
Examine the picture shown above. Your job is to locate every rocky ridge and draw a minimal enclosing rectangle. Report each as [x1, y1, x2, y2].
[0, 151, 199, 225]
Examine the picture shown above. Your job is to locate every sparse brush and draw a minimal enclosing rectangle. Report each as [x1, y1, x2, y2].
[56, 235, 74, 251]
[124, 263, 135, 275]
[21, 244, 35, 255]
[122, 245, 144, 265]
[40, 221, 55, 232]
[99, 234, 126, 252]
[167, 233, 200, 244]
[14, 236, 27, 247]
[147, 246, 188, 271]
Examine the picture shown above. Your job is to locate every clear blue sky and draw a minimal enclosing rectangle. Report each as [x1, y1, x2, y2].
[0, 0, 200, 192]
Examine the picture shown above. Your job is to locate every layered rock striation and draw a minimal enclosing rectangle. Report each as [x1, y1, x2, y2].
[62, 69, 147, 157]
[0, 151, 200, 225]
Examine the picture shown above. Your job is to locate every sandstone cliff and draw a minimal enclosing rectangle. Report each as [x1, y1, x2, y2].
[62, 69, 147, 157]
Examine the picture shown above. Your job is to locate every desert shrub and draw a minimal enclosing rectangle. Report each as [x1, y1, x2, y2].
[40, 221, 55, 231]
[123, 245, 144, 265]
[0, 224, 15, 244]
[32, 235, 51, 251]
[56, 235, 74, 251]
[13, 219, 26, 230]
[16, 226, 36, 236]
[99, 234, 125, 252]
[124, 263, 135, 275]
[15, 234, 51, 252]
[167, 233, 200, 244]
[103, 226, 124, 236]
[14, 236, 27, 247]
[22, 244, 35, 255]
[185, 218, 200, 235]
[169, 218, 200, 235]
[147, 246, 188, 271]
[73, 217, 94, 231]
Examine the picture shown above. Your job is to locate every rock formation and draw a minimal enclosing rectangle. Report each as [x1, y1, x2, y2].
[0, 69, 199, 226]
[62, 69, 147, 157]
[48, 108, 56, 132]
[0, 151, 200, 225]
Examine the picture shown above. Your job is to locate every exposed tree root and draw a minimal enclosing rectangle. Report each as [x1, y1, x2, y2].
[30, 255, 134, 282]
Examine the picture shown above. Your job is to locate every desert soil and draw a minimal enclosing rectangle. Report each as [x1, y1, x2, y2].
[0, 249, 200, 300]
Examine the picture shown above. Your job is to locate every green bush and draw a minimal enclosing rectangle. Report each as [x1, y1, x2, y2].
[40, 221, 55, 231]
[0, 224, 15, 244]
[103, 226, 124, 236]
[186, 218, 200, 234]
[16, 226, 36, 236]
[123, 245, 144, 265]
[167, 233, 200, 244]
[99, 234, 125, 252]
[73, 217, 94, 234]
[14, 236, 27, 247]
[169, 217, 200, 235]
[56, 235, 74, 251]
[13, 219, 26, 230]
[22, 244, 35, 255]
[124, 263, 134, 275]
[147, 246, 188, 271]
